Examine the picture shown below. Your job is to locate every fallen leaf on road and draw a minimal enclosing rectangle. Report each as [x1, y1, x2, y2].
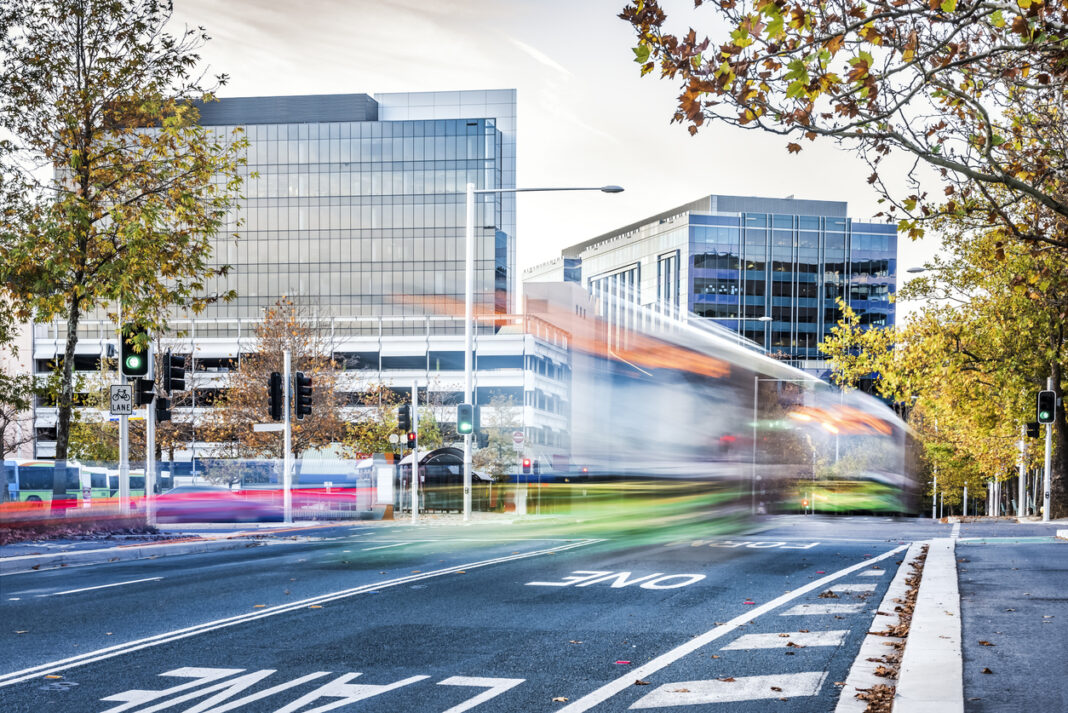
[552, 697, 568, 702]
[770, 686, 782, 691]
[718, 677, 736, 682]
[569, 640, 583, 644]
[798, 629, 810, 633]
[1043, 615, 1054, 619]
[779, 697, 789, 701]
[711, 655, 720, 659]
[15, 631, 27, 634]
[253, 604, 265, 608]
[818, 590, 839, 599]
[411, 570, 421, 573]
[834, 681, 846, 686]
[672, 688, 690, 693]
[743, 601, 756, 605]
[309, 605, 322, 609]
[785, 651, 796, 655]
[1004, 608, 1015, 612]
[634, 680, 650, 686]
[31, 565, 40, 570]
[786, 641, 804, 648]
[816, 571, 825, 574]
[778, 633, 790, 638]
[981, 668, 993, 674]
[979, 640, 994, 646]
[615, 661, 631, 665]
[44, 675, 62, 679]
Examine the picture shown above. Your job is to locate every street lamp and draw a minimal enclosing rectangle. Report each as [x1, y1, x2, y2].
[462, 182, 624, 521]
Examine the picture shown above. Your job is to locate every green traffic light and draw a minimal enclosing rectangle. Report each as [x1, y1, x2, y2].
[458, 423, 472, 434]
[125, 354, 143, 370]
[1039, 410, 1051, 420]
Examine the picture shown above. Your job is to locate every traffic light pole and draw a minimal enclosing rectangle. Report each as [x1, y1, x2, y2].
[1042, 376, 1053, 522]
[145, 393, 155, 526]
[283, 349, 292, 524]
[118, 307, 130, 515]
[411, 379, 418, 524]
[1018, 425, 1026, 517]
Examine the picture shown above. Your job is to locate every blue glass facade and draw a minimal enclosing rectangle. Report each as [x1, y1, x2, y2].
[186, 91, 517, 335]
[689, 213, 896, 359]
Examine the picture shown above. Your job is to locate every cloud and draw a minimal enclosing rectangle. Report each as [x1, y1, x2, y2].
[507, 36, 572, 77]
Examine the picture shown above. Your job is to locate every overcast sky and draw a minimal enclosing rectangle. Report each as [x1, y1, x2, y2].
[172, 0, 940, 312]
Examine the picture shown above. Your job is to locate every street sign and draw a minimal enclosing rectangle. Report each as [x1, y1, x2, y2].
[512, 430, 524, 445]
[110, 384, 133, 415]
[252, 423, 285, 432]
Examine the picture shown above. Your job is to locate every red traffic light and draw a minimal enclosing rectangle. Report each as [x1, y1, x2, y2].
[801, 499, 809, 507]
[522, 458, 531, 474]
[407, 432, 416, 448]
[581, 467, 588, 473]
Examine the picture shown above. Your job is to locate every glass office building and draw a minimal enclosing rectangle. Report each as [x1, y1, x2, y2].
[528, 194, 896, 368]
[187, 90, 517, 334]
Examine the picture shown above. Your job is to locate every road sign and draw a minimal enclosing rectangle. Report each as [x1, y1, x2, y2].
[512, 430, 524, 445]
[252, 423, 284, 432]
[110, 384, 133, 415]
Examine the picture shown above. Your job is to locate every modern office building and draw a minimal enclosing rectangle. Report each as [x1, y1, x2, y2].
[31, 90, 571, 459]
[523, 194, 896, 373]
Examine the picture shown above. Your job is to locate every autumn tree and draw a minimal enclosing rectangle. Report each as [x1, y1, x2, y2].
[0, 0, 247, 497]
[201, 298, 345, 460]
[820, 225, 1066, 515]
[621, 0, 1068, 246]
[343, 384, 404, 459]
[0, 372, 34, 466]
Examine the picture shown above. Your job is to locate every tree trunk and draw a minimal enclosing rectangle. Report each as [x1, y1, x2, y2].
[52, 295, 82, 506]
[1051, 360, 1067, 519]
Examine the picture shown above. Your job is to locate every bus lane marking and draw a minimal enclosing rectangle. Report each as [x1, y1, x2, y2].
[694, 540, 820, 550]
[0, 539, 601, 689]
[555, 544, 907, 713]
[526, 571, 706, 590]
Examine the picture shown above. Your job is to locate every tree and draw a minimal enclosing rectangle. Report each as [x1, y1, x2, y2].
[472, 395, 522, 482]
[343, 384, 404, 459]
[0, 372, 34, 465]
[621, 0, 1068, 247]
[200, 298, 345, 459]
[0, 0, 247, 491]
[819, 225, 1066, 516]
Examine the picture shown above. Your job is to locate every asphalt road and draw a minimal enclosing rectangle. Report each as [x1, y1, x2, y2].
[0, 515, 1052, 712]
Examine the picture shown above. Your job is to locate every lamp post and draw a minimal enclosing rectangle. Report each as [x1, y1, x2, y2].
[462, 182, 623, 521]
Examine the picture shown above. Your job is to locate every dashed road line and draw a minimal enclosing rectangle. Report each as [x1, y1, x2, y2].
[721, 630, 848, 650]
[35, 576, 164, 598]
[826, 583, 877, 593]
[631, 672, 829, 708]
[781, 602, 866, 615]
[858, 569, 886, 577]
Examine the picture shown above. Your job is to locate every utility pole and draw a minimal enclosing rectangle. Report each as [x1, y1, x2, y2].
[118, 306, 130, 515]
[963, 484, 968, 519]
[283, 349, 292, 524]
[931, 472, 937, 520]
[411, 380, 419, 524]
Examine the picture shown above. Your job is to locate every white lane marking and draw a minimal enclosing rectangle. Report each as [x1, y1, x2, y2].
[825, 583, 877, 593]
[0, 539, 601, 688]
[35, 576, 163, 598]
[274, 673, 429, 713]
[630, 672, 828, 708]
[556, 544, 906, 713]
[781, 603, 866, 615]
[437, 676, 526, 713]
[361, 542, 416, 551]
[527, 571, 706, 590]
[858, 569, 886, 577]
[951, 522, 960, 539]
[98, 667, 247, 712]
[721, 630, 848, 650]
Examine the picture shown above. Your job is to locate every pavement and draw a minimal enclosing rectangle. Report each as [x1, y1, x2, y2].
[0, 514, 1064, 711]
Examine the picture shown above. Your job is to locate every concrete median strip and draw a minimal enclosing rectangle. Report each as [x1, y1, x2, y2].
[0, 538, 265, 575]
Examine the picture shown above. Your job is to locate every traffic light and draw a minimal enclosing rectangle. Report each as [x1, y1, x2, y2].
[1037, 390, 1056, 424]
[155, 396, 171, 423]
[120, 324, 150, 378]
[134, 378, 155, 407]
[1026, 421, 1040, 438]
[268, 372, 283, 422]
[456, 403, 474, 435]
[407, 431, 417, 449]
[294, 372, 312, 420]
[522, 458, 531, 474]
[163, 351, 186, 393]
[398, 404, 411, 431]
[532, 460, 540, 475]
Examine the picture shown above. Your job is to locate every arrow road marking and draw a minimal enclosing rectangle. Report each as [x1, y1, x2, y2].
[630, 672, 828, 708]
